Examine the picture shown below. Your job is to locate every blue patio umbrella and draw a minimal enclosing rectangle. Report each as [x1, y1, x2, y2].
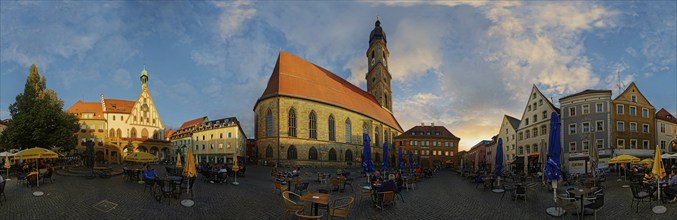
[398, 147, 403, 171]
[362, 133, 374, 174]
[417, 154, 421, 168]
[544, 112, 562, 203]
[495, 138, 504, 177]
[381, 141, 389, 172]
[409, 150, 413, 171]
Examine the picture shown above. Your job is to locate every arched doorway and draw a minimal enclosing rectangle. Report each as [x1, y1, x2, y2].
[137, 146, 147, 152]
[150, 147, 159, 156]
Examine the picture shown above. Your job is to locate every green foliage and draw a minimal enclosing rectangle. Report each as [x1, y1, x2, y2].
[0, 65, 79, 151]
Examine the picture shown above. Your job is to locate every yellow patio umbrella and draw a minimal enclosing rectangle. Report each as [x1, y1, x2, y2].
[13, 147, 59, 189]
[123, 152, 159, 163]
[652, 147, 667, 204]
[639, 158, 653, 167]
[4, 155, 10, 180]
[608, 154, 640, 164]
[180, 148, 197, 207]
[232, 145, 240, 185]
[175, 152, 182, 168]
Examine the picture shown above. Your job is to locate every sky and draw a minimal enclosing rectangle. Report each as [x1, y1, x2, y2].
[1, 1, 676, 151]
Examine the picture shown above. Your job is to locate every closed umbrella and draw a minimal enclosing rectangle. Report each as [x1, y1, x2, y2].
[544, 112, 561, 203]
[232, 145, 240, 185]
[409, 150, 413, 171]
[381, 141, 389, 172]
[4, 155, 10, 181]
[398, 147, 403, 171]
[181, 148, 197, 207]
[176, 152, 183, 168]
[417, 154, 421, 168]
[651, 147, 667, 213]
[361, 133, 374, 174]
[495, 138, 504, 177]
[13, 147, 59, 193]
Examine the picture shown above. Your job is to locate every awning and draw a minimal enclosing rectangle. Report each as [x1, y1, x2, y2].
[527, 153, 540, 157]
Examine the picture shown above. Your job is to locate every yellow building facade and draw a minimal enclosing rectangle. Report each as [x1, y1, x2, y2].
[67, 67, 170, 163]
[170, 117, 247, 164]
[611, 82, 655, 158]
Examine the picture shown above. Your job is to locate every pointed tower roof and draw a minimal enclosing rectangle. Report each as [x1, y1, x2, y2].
[369, 17, 387, 46]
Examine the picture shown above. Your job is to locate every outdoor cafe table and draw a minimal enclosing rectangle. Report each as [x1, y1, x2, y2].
[300, 192, 330, 216]
[569, 187, 593, 220]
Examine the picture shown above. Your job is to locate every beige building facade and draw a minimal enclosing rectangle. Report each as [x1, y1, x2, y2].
[656, 108, 677, 153]
[516, 85, 559, 175]
[497, 115, 519, 172]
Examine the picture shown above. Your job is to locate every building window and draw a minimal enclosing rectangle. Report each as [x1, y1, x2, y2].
[629, 122, 637, 132]
[661, 123, 666, 133]
[528, 105, 532, 111]
[569, 107, 576, 116]
[328, 148, 337, 161]
[642, 140, 649, 149]
[345, 118, 351, 143]
[113, 115, 116, 120]
[569, 142, 576, 152]
[617, 122, 624, 132]
[228, 132, 232, 138]
[288, 108, 296, 137]
[409, 141, 413, 146]
[596, 139, 604, 149]
[526, 130, 531, 139]
[287, 145, 297, 160]
[265, 145, 273, 158]
[642, 124, 649, 133]
[328, 115, 335, 141]
[345, 149, 353, 161]
[596, 103, 603, 113]
[539, 99, 543, 106]
[631, 95, 636, 103]
[308, 147, 318, 160]
[375, 127, 380, 147]
[542, 111, 547, 120]
[582, 122, 590, 133]
[582, 104, 590, 114]
[266, 109, 273, 137]
[582, 141, 589, 151]
[533, 114, 537, 122]
[569, 124, 577, 135]
[526, 118, 529, 126]
[617, 139, 625, 148]
[533, 128, 538, 137]
[661, 140, 667, 149]
[616, 104, 624, 114]
[518, 146, 523, 155]
[309, 111, 317, 139]
[629, 106, 636, 116]
[642, 108, 649, 118]
[541, 125, 548, 135]
[630, 139, 637, 148]
[595, 121, 604, 132]
[518, 132, 523, 140]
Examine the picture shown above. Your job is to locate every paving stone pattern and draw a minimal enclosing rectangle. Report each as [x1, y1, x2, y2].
[1, 165, 676, 219]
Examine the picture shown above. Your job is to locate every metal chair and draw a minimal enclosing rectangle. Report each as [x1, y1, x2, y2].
[584, 193, 604, 220]
[282, 191, 305, 219]
[329, 197, 354, 220]
[376, 191, 395, 211]
[630, 184, 651, 213]
[296, 209, 322, 220]
[0, 181, 7, 203]
[343, 177, 354, 192]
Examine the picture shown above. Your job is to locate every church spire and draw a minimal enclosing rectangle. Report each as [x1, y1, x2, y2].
[140, 65, 148, 89]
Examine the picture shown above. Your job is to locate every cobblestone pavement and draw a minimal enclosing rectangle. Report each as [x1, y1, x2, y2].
[1, 165, 676, 219]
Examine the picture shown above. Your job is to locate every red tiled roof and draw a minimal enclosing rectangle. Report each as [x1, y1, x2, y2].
[179, 117, 208, 130]
[395, 125, 459, 139]
[656, 108, 677, 123]
[66, 101, 104, 119]
[164, 129, 174, 139]
[257, 52, 402, 132]
[104, 99, 135, 113]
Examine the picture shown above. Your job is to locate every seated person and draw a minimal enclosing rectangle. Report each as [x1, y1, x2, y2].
[143, 165, 158, 182]
[643, 171, 654, 185]
[371, 171, 383, 185]
[394, 172, 403, 191]
[217, 165, 228, 183]
[664, 170, 677, 203]
[27, 169, 39, 187]
[378, 174, 398, 192]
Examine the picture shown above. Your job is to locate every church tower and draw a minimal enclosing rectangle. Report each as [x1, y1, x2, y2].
[140, 66, 149, 90]
[366, 17, 392, 112]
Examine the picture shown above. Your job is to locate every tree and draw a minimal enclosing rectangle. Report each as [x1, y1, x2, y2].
[0, 65, 79, 151]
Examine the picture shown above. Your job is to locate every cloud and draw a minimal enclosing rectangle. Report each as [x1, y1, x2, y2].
[112, 69, 132, 88]
[212, 0, 257, 40]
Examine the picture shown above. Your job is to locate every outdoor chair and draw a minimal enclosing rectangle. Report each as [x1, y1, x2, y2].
[0, 181, 6, 204]
[552, 194, 578, 219]
[320, 173, 330, 184]
[584, 193, 604, 220]
[217, 172, 228, 183]
[41, 169, 54, 184]
[394, 184, 405, 203]
[330, 178, 341, 192]
[274, 180, 289, 195]
[359, 186, 373, 203]
[343, 177, 354, 192]
[317, 189, 331, 213]
[405, 178, 416, 191]
[27, 174, 38, 188]
[329, 197, 354, 220]
[630, 184, 652, 213]
[501, 180, 515, 200]
[294, 182, 309, 195]
[282, 191, 305, 219]
[143, 178, 155, 192]
[15, 173, 27, 186]
[376, 191, 395, 211]
[514, 184, 527, 201]
[296, 209, 322, 220]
